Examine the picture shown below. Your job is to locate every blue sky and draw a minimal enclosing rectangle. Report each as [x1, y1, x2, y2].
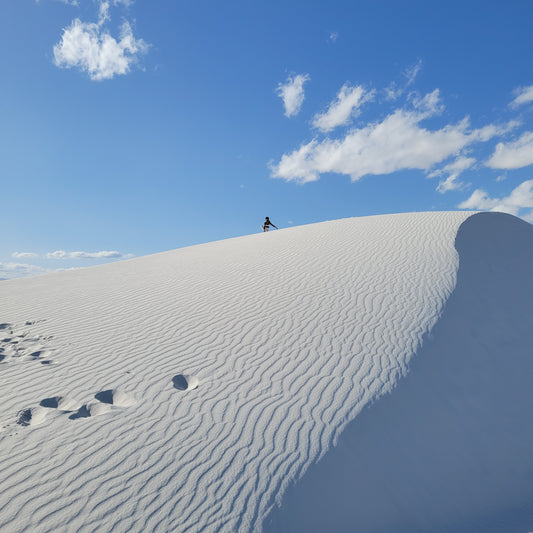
[2, 0, 533, 279]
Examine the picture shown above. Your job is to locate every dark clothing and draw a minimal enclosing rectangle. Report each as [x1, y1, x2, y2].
[263, 218, 278, 232]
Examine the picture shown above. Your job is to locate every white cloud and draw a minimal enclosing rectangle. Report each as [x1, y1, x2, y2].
[276, 74, 310, 118]
[428, 156, 476, 193]
[11, 252, 39, 259]
[486, 131, 533, 170]
[458, 179, 533, 222]
[53, 1, 149, 81]
[384, 60, 423, 101]
[510, 85, 533, 108]
[70, 250, 125, 259]
[312, 84, 375, 132]
[0, 263, 49, 280]
[272, 91, 511, 184]
[45, 250, 129, 259]
[404, 59, 423, 86]
[98, 1, 110, 24]
[410, 89, 444, 117]
[384, 82, 402, 101]
[46, 250, 69, 259]
[329, 32, 339, 42]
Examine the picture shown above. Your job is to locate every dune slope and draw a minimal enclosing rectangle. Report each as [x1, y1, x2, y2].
[265, 212, 533, 532]
[2, 211, 529, 532]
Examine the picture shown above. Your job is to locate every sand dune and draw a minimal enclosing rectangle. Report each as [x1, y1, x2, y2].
[1, 212, 531, 532]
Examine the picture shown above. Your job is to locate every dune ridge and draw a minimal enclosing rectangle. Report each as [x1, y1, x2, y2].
[0, 211, 501, 532]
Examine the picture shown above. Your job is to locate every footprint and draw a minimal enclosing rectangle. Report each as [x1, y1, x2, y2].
[19, 387, 137, 426]
[69, 389, 137, 420]
[86, 402, 112, 417]
[17, 406, 47, 427]
[69, 405, 91, 420]
[95, 388, 137, 407]
[28, 349, 53, 361]
[40, 396, 81, 411]
[0, 321, 56, 365]
[172, 374, 199, 391]
[69, 402, 111, 420]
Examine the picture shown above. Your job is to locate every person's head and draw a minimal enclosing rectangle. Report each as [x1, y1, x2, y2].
[265, 217, 270, 221]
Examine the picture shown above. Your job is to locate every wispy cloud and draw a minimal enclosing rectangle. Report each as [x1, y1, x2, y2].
[510, 85, 533, 108]
[429, 156, 476, 193]
[312, 84, 375, 132]
[458, 179, 533, 222]
[329, 32, 339, 43]
[486, 131, 533, 170]
[0, 263, 49, 280]
[2, 249, 132, 280]
[271, 89, 512, 184]
[403, 59, 423, 86]
[45, 250, 131, 259]
[385, 60, 423, 101]
[53, 1, 149, 81]
[276, 74, 310, 118]
[10, 250, 131, 260]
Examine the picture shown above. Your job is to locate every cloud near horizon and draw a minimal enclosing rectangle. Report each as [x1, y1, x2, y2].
[11, 250, 132, 260]
[276, 74, 310, 118]
[11, 252, 39, 259]
[0, 262, 50, 280]
[458, 179, 533, 222]
[45, 250, 131, 259]
[53, 1, 148, 80]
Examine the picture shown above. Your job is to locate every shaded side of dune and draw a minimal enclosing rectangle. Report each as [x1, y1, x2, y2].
[264, 212, 533, 533]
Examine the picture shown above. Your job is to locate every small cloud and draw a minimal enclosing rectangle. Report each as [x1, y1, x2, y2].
[495, 174, 507, 182]
[384, 60, 423, 101]
[384, 82, 403, 101]
[0, 263, 49, 280]
[45, 250, 130, 259]
[11, 252, 39, 259]
[276, 73, 310, 118]
[510, 85, 533, 108]
[69, 250, 124, 259]
[403, 59, 423, 86]
[410, 89, 444, 117]
[329, 32, 339, 43]
[429, 156, 476, 194]
[53, 1, 149, 81]
[458, 179, 533, 222]
[486, 131, 533, 170]
[312, 84, 375, 132]
[46, 250, 69, 259]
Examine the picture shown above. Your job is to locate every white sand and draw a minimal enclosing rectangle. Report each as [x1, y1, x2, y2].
[1, 211, 531, 532]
